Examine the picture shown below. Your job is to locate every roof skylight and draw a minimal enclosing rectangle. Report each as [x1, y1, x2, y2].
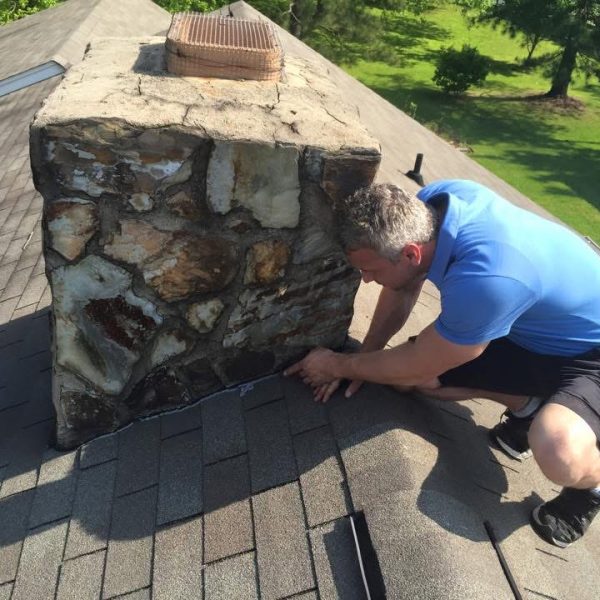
[0, 60, 64, 98]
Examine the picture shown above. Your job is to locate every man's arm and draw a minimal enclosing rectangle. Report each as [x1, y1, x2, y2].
[287, 323, 488, 388]
[311, 280, 425, 402]
[360, 279, 425, 352]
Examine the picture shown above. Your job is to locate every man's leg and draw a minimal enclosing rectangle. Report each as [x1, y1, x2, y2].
[527, 402, 600, 547]
[412, 379, 529, 413]
[529, 403, 600, 488]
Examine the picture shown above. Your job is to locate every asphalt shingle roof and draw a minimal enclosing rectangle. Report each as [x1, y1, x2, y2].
[1, 1, 599, 599]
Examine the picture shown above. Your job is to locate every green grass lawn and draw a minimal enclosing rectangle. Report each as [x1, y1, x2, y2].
[343, 5, 600, 244]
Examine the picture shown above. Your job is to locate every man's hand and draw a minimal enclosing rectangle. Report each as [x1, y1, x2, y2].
[284, 347, 340, 387]
[313, 378, 364, 403]
[285, 348, 364, 403]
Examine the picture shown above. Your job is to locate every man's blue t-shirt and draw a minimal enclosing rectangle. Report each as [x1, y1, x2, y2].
[417, 180, 600, 357]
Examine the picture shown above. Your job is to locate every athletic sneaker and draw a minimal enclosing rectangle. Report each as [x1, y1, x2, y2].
[489, 410, 533, 461]
[531, 488, 600, 548]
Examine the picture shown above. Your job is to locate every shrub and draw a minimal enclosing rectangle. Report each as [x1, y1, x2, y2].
[433, 45, 490, 94]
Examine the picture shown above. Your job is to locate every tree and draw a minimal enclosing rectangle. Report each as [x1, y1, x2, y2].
[0, 0, 60, 23]
[477, 0, 556, 65]
[458, 0, 600, 98]
[248, 1, 440, 63]
[545, 1, 600, 97]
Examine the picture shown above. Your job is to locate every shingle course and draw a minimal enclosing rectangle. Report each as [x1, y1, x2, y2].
[293, 426, 352, 527]
[204, 454, 254, 563]
[115, 419, 160, 497]
[246, 400, 297, 493]
[29, 448, 77, 528]
[204, 552, 259, 600]
[56, 551, 105, 600]
[102, 486, 157, 599]
[153, 517, 203, 600]
[252, 482, 315, 600]
[11, 518, 68, 600]
[309, 518, 366, 600]
[65, 460, 116, 559]
[157, 429, 203, 525]
[284, 376, 328, 435]
[0, 489, 34, 584]
[201, 390, 246, 464]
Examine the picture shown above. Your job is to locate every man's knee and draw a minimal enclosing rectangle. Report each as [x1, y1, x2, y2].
[529, 404, 597, 486]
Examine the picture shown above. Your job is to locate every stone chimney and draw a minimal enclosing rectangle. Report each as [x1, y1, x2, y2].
[30, 36, 380, 449]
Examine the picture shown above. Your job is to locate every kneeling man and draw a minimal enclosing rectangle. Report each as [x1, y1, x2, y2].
[286, 179, 600, 548]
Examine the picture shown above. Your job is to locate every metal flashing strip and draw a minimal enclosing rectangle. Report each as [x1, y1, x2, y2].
[0, 61, 64, 98]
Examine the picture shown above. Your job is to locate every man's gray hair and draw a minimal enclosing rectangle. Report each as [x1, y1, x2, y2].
[334, 183, 439, 261]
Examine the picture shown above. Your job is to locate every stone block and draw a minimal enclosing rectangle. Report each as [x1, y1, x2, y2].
[30, 37, 379, 446]
[207, 142, 300, 228]
[321, 151, 381, 202]
[244, 239, 290, 285]
[46, 198, 98, 261]
[186, 299, 224, 333]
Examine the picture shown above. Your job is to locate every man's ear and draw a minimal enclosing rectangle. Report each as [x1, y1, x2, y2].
[402, 243, 423, 265]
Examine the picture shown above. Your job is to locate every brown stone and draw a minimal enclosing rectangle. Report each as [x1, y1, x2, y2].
[84, 295, 159, 352]
[321, 152, 381, 202]
[46, 199, 98, 260]
[103, 220, 171, 266]
[225, 259, 360, 352]
[52, 256, 163, 397]
[166, 189, 207, 221]
[144, 234, 238, 302]
[244, 240, 290, 285]
[56, 372, 118, 449]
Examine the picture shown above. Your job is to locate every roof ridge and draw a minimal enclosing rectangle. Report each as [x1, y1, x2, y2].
[50, 0, 122, 71]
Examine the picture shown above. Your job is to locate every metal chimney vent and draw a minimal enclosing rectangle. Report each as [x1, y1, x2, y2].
[166, 13, 283, 81]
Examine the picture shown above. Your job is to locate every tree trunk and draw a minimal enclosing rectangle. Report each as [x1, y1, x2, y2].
[289, 1, 301, 38]
[524, 34, 541, 65]
[546, 33, 578, 98]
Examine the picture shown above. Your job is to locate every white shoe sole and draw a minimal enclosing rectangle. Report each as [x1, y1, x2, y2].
[494, 435, 533, 461]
